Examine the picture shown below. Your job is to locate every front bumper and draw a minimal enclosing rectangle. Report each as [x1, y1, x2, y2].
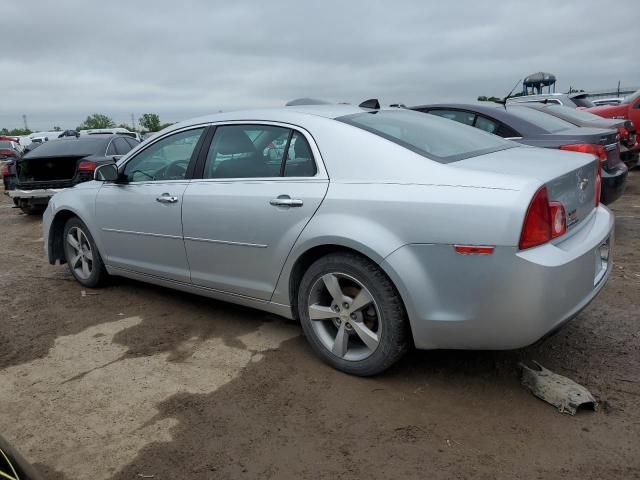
[8, 188, 67, 199]
[382, 205, 614, 350]
[601, 163, 628, 205]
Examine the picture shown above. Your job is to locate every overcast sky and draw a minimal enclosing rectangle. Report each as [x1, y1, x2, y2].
[2, 0, 639, 130]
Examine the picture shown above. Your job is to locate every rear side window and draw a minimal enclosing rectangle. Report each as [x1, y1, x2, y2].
[338, 110, 515, 163]
[506, 106, 576, 133]
[284, 132, 317, 177]
[203, 125, 317, 178]
[114, 137, 132, 155]
[428, 109, 475, 126]
[475, 116, 499, 134]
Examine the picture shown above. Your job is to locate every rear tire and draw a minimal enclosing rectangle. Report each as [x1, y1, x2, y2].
[62, 217, 108, 288]
[297, 252, 409, 376]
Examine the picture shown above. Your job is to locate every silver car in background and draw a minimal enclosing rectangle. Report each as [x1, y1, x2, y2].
[42, 105, 613, 375]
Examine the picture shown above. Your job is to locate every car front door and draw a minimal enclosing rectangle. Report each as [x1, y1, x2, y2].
[182, 123, 328, 300]
[95, 127, 207, 282]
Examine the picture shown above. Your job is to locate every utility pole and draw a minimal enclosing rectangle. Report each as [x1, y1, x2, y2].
[617, 80, 620, 97]
[22, 114, 28, 130]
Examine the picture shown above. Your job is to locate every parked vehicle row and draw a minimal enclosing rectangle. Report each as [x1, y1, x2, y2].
[5, 134, 138, 214]
[411, 102, 628, 204]
[39, 103, 614, 376]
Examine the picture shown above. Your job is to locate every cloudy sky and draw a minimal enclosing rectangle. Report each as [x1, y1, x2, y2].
[2, 0, 638, 130]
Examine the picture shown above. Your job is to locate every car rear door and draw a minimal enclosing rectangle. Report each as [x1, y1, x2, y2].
[95, 127, 207, 282]
[181, 123, 328, 300]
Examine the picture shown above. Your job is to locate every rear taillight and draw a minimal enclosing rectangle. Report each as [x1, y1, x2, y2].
[559, 144, 607, 162]
[1, 164, 9, 177]
[0, 149, 15, 157]
[618, 127, 629, 141]
[519, 186, 568, 250]
[77, 161, 97, 173]
[594, 159, 601, 207]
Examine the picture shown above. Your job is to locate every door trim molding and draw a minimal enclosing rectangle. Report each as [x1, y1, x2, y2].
[184, 236, 268, 248]
[102, 228, 182, 240]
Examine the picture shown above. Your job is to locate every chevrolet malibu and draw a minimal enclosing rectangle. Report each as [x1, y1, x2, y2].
[42, 105, 614, 375]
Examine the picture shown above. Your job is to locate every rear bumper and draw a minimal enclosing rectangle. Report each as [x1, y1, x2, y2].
[601, 163, 628, 205]
[7, 188, 67, 199]
[382, 205, 614, 350]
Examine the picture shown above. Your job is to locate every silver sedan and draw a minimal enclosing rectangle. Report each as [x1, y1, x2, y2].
[42, 105, 614, 375]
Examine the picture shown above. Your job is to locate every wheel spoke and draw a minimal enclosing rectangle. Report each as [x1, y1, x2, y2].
[332, 322, 349, 358]
[309, 304, 338, 321]
[81, 257, 90, 277]
[67, 233, 80, 252]
[350, 288, 373, 312]
[322, 273, 345, 304]
[70, 254, 82, 269]
[350, 320, 379, 352]
[84, 248, 93, 261]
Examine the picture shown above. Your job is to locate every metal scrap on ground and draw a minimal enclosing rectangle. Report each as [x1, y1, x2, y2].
[520, 361, 598, 415]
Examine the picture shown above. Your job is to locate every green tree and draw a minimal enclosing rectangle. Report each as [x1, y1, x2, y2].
[78, 114, 116, 130]
[139, 113, 161, 132]
[1, 127, 31, 136]
[52, 126, 62, 131]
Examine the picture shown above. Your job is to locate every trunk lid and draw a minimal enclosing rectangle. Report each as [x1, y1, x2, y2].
[452, 146, 597, 231]
[17, 154, 86, 184]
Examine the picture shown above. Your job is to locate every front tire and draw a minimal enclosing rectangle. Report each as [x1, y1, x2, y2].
[63, 217, 108, 288]
[297, 252, 409, 376]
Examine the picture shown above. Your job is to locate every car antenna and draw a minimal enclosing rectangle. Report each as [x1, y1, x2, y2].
[494, 79, 521, 109]
[359, 98, 380, 110]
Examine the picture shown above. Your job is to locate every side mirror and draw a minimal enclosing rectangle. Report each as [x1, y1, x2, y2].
[94, 163, 119, 182]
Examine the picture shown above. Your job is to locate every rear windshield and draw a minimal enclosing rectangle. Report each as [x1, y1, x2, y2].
[506, 106, 575, 133]
[570, 96, 595, 108]
[546, 105, 604, 122]
[0, 141, 14, 149]
[23, 138, 108, 158]
[336, 109, 515, 163]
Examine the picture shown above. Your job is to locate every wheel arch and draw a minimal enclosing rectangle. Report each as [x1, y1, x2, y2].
[285, 243, 413, 341]
[47, 208, 93, 264]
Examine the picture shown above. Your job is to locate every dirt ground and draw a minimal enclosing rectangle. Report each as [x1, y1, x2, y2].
[1, 173, 639, 480]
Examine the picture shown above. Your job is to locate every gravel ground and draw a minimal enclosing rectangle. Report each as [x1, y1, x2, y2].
[1, 172, 639, 479]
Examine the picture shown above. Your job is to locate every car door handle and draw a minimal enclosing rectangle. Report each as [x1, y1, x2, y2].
[270, 195, 303, 207]
[156, 193, 179, 204]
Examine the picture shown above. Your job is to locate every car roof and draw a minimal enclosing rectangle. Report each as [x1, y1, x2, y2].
[159, 104, 376, 135]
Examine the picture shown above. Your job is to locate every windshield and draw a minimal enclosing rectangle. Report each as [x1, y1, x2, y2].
[0, 141, 14, 149]
[506, 106, 576, 133]
[622, 89, 640, 105]
[546, 105, 604, 122]
[336, 109, 515, 163]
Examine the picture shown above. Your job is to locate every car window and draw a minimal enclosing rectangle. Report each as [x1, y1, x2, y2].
[123, 128, 204, 182]
[475, 116, 499, 134]
[124, 137, 139, 149]
[284, 132, 317, 177]
[338, 110, 515, 163]
[106, 140, 117, 156]
[506, 106, 576, 133]
[114, 137, 132, 155]
[203, 125, 289, 179]
[429, 110, 475, 126]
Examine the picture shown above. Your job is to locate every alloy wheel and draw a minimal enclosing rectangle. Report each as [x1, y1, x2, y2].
[66, 226, 93, 280]
[307, 272, 381, 361]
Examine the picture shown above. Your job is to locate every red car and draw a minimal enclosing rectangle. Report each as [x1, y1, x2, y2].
[586, 90, 640, 162]
[586, 89, 640, 125]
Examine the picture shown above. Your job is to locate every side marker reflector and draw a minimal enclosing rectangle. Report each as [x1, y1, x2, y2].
[454, 245, 495, 255]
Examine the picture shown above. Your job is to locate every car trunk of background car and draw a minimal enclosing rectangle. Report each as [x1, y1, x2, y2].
[16, 154, 92, 188]
[452, 147, 598, 233]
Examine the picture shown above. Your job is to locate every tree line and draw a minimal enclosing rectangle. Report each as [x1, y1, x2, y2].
[1, 113, 173, 136]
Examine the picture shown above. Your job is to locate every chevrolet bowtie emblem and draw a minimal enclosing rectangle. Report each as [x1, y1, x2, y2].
[0, 448, 20, 480]
[578, 178, 589, 191]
